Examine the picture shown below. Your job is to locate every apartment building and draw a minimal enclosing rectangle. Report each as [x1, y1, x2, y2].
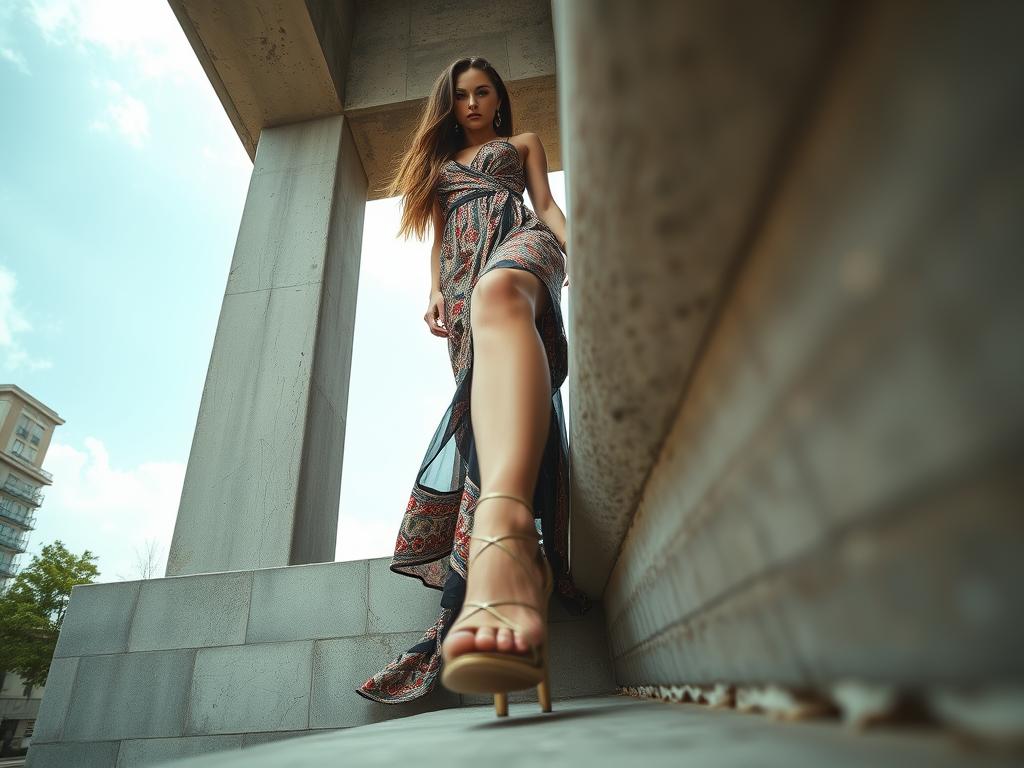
[0, 384, 63, 757]
[0, 385, 61, 589]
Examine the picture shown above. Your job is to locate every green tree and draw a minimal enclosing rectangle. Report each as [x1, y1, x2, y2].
[0, 541, 98, 686]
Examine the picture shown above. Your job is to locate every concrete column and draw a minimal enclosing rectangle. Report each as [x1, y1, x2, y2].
[552, 0, 842, 595]
[166, 114, 366, 577]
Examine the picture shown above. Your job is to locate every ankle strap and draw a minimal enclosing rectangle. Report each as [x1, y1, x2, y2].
[477, 492, 533, 515]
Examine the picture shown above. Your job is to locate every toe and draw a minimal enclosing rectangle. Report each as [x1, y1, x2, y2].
[475, 626, 497, 651]
[442, 628, 477, 661]
[495, 627, 513, 652]
[514, 630, 531, 654]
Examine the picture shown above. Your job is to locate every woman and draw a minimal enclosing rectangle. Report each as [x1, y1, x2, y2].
[356, 56, 591, 718]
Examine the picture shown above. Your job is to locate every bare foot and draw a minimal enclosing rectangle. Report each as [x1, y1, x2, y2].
[441, 497, 548, 663]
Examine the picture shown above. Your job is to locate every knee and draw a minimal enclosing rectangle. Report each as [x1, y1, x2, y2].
[470, 270, 534, 330]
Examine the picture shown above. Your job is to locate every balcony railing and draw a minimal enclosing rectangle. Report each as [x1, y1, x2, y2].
[4, 449, 53, 482]
[1, 478, 43, 507]
[0, 528, 28, 551]
[0, 560, 18, 578]
[0, 506, 35, 531]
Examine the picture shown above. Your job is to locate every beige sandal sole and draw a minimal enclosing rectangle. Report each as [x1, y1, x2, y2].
[441, 648, 547, 693]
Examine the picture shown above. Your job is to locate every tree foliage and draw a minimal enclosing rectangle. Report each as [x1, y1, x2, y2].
[0, 541, 99, 686]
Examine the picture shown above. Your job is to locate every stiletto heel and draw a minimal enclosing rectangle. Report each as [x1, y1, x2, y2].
[537, 645, 552, 712]
[441, 491, 555, 718]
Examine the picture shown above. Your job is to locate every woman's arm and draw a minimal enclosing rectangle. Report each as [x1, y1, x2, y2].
[424, 198, 448, 337]
[521, 132, 568, 252]
[430, 198, 444, 295]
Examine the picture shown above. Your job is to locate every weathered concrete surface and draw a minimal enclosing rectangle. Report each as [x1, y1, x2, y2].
[143, 694, 1015, 768]
[552, 0, 845, 598]
[167, 0, 346, 159]
[166, 114, 365, 577]
[602, 0, 1024, 688]
[27, 558, 614, 766]
[342, 0, 564, 199]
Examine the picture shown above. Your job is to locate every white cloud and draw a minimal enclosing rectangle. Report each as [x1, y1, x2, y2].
[88, 78, 150, 147]
[28, 438, 186, 582]
[13, 1, 208, 149]
[25, 0, 202, 84]
[0, 44, 29, 74]
[0, 265, 52, 372]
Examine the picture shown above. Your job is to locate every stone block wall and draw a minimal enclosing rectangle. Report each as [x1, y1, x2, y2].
[27, 558, 613, 767]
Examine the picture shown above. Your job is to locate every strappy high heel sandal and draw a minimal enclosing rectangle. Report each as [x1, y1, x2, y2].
[440, 491, 555, 717]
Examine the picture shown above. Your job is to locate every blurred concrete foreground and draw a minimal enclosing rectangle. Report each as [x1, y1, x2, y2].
[25, 0, 1024, 766]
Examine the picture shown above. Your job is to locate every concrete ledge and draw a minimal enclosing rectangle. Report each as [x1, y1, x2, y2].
[30, 557, 613, 766]
[602, 0, 1024, 690]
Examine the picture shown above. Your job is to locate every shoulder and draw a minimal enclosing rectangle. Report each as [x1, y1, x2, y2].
[510, 133, 546, 168]
[511, 132, 543, 151]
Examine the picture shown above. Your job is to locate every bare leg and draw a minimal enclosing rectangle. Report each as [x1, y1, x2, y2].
[441, 267, 552, 661]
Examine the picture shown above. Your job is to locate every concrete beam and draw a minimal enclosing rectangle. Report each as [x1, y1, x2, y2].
[167, 0, 346, 159]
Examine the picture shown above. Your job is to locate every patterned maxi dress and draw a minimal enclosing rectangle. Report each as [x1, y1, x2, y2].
[356, 138, 592, 704]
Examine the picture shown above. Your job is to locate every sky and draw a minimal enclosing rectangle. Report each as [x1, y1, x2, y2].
[0, 0, 568, 583]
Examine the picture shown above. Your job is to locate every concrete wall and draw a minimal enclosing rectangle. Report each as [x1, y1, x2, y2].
[340, 0, 564, 198]
[555, 0, 1024, 690]
[553, 0, 844, 597]
[26, 558, 613, 767]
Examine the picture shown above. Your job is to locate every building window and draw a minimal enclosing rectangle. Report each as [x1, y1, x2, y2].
[0, 498, 31, 522]
[11, 439, 38, 463]
[13, 413, 46, 455]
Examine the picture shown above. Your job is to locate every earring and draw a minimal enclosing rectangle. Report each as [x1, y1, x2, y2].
[494, 111, 502, 128]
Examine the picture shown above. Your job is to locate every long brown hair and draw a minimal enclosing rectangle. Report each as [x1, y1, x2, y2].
[383, 56, 514, 241]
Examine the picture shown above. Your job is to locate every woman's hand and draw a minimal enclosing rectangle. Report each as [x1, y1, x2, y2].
[425, 290, 448, 337]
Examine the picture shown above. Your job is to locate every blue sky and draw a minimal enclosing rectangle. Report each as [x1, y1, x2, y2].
[0, 0, 568, 582]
